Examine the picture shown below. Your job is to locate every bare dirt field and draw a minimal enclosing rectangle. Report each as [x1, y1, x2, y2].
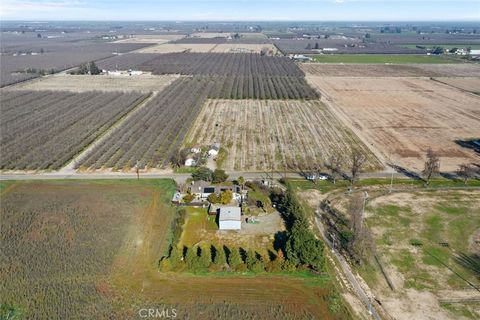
[364, 190, 480, 320]
[433, 77, 480, 94]
[307, 76, 480, 171]
[7, 73, 180, 92]
[301, 63, 480, 77]
[114, 34, 185, 44]
[211, 43, 278, 54]
[185, 99, 382, 171]
[138, 43, 218, 53]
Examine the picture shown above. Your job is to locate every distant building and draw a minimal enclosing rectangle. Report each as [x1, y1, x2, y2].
[470, 49, 480, 57]
[191, 147, 201, 154]
[219, 207, 241, 230]
[292, 54, 312, 62]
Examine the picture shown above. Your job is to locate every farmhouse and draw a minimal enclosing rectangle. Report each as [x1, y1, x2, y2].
[219, 207, 242, 230]
[189, 180, 240, 199]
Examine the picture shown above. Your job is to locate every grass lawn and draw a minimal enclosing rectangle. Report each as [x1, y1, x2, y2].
[309, 54, 459, 64]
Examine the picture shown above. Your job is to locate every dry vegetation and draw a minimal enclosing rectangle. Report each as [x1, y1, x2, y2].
[307, 76, 480, 171]
[0, 90, 148, 170]
[113, 34, 185, 44]
[137, 43, 218, 53]
[0, 180, 350, 319]
[186, 99, 381, 171]
[301, 63, 480, 77]
[211, 43, 278, 54]
[0, 180, 176, 319]
[363, 190, 480, 320]
[8, 74, 179, 93]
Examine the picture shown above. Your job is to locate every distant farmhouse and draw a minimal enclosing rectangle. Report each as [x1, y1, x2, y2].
[189, 180, 240, 199]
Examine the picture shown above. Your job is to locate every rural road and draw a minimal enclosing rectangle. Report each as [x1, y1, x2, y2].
[0, 170, 409, 183]
[315, 215, 382, 320]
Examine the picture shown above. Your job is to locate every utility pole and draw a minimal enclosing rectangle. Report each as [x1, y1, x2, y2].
[388, 155, 396, 193]
[134, 160, 140, 180]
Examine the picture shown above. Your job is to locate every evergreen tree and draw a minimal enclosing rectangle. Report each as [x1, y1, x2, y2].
[246, 249, 257, 270]
[185, 246, 199, 270]
[199, 245, 212, 269]
[228, 247, 243, 269]
[169, 245, 181, 269]
[214, 245, 227, 266]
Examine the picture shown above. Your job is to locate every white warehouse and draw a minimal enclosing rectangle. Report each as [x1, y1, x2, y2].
[219, 207, 241, 230]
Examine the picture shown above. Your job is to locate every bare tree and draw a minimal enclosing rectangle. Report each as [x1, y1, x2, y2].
[350, 149, 366, 186]
[170, 148, 189, 168]
[422, 148, 440, 185]
[324, 152, 343, 184]
[457, 163, 476, 185]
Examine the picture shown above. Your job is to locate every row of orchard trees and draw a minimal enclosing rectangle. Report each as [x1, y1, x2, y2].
[160, 186, 325, 274]
[160, 244, 297, 273]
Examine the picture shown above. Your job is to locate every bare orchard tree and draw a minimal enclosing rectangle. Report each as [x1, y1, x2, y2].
[324, 151, 343, 184]
[170, 148, 189, 168]
[422, 148, 440, 185]
[456, 163, 476, 185]
[350, 149, 366, 186]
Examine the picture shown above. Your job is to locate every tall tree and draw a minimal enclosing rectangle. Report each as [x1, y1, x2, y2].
[199, 245, 211, 269]
[325, 152, 343, 184]
[214, 245, 227, 266]
[350, 149, 366, 186]
[422, 148, 440, 185]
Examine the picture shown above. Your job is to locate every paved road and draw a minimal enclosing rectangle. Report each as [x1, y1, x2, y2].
[0, 170, 409, 183]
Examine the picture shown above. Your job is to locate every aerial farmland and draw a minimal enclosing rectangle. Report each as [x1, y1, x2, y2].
[1, 19, 480, 320]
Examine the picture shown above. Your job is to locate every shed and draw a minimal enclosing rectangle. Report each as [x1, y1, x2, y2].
[208, 143, 221, 156]
[219, 207, 241, 230]
[185, 158, 197, 167]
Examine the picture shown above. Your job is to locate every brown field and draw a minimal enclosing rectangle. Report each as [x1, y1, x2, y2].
[307, 76, 480, 171]
[185, 99, 382, 171]
[138, 43, 218, 53]
[301, 63, 480, 77]
[0, 180, 350, 319]
[433, 77, 480, 94]
[211, 43, 278, 54]
[114, 34, 186, 44]
[7, 74, 180, 93]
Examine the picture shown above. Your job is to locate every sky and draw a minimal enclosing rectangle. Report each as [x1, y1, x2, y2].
[0, 0, 479, 21]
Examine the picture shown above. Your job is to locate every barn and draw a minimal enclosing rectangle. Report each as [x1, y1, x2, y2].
[219, 207, 241, 230]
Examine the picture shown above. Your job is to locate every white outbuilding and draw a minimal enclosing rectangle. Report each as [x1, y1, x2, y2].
[219, 207, 241, 230]
[208, 143, 221, 156]
[184, 158, 197, 167]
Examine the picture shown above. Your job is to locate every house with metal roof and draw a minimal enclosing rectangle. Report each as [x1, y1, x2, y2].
[219, 207, 241, 230]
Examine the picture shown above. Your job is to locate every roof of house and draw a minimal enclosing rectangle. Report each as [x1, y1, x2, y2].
[210, 142, 221, 151]
[219, 207, 241, 222]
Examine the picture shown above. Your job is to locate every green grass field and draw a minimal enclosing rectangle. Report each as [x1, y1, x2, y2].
[310, 54, 459, 64]
[400, 44, 480, 50]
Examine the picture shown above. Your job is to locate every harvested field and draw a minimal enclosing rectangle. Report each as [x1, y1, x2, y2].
[211, 43, 278, 54]
[308, 76, 480, 171]
[432, 77, 480, 94]
[0, 180, 351, 319]
[114, 34, 185, 44]
[0, 179, 176, 319]
[301, 63, 480, 77]
[137, 43, 218, 53]
[185, 99, 381, 171]
[9, 73, 179, 93]
[0, 90, 148, 170]
[78, 77, 212, 170]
